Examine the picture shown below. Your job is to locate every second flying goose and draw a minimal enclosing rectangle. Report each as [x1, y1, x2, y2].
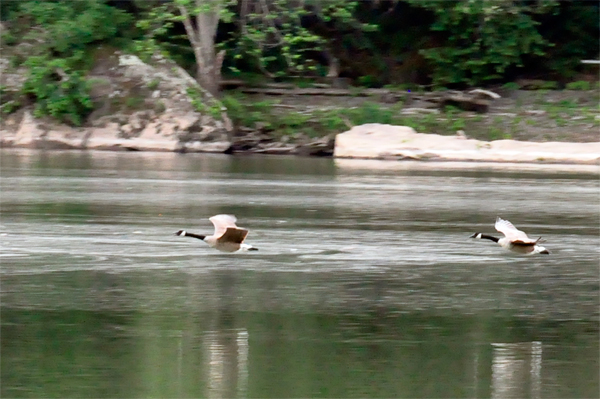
[470, 217, 550, 255]
[175, 214, 258, 253]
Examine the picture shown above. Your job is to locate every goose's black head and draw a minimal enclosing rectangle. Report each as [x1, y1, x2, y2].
[470, 233, 499, 242]
[174, 230, 206, 240]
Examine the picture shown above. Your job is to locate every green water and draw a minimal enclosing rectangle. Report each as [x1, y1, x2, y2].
[1, 150, 598, 398]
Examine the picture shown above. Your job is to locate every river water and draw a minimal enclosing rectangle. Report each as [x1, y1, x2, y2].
[1, 149, 598, 398]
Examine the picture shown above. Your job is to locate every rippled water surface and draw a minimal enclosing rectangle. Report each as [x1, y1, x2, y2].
[1, 150, 598, 398]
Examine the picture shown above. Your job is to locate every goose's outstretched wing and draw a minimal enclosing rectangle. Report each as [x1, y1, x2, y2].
[209, 214, 238, 238]
[495, 217, 536, 243]
[218, 227, 249, 244]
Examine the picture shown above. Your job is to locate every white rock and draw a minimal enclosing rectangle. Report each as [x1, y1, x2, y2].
[124, 123, 178, 151]
[525, 110, 546, 116]
[334, 123, 600, 164]
[177, 113, 200, 131]
[118, 55, 147, 67]
[182, 141, 231, 153]
[14, 111, 45, 146]
[121, 124, 134, 135]
[45, 126, 84, 148]
[159, 122, 178, 136]
[2, 52, 233, 153]
[468, 88, 501, 99]
[140, 122, 159, 137]
[85, 123, 125, 149]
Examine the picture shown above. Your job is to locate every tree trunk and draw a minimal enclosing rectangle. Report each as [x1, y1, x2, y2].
[179, 0, 222, 96]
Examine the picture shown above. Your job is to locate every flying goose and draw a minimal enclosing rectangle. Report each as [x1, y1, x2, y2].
[175, 214, 258, 252]
[470, 217, 550, 255]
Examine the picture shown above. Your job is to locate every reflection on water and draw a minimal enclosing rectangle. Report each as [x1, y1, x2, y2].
[1, 149, 598, 398]
[205, 329, 248, 399]
[492, 342, 542, 399]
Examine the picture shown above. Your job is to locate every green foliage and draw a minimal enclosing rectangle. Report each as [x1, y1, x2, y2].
[187, 87, 225, 120]
[541, 3, 600, 79]
[540, 81, 559, 90]
[129, 0, 596, 90]
[147, 78, 161, 90]
[558, 99, 578, 109]
[502, 82, 521, 90]
[565, 81, 591, 91]
[488, 127, 504, 140]
[342, 102, 395, 125]
[124, 96, 145, 110]
[409, 0, 555, 87]
[554, 117, 566, 127]
[230, 1, 375, 77]
[357, 75, 381, 88]
[221, 94, 275, 129]
[132, 2, 177, 62]
[319, 113, 347, 132]
[3, 0, 132, 124]
[219, 94, 396, 136]
[451, 117, 466, 132]
[0, 85, 22, 116]
[21, 56, 93, 126]
[10, 0, 132, 61]
[1, 0, 596, 129]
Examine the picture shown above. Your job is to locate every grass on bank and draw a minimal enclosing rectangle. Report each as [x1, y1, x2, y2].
[219, 91, 600, 142]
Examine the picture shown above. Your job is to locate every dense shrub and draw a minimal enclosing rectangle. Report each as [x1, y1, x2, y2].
[2, 0, 132, 125]
[22, 56, 93, 126]
[408, 1, 553, 86]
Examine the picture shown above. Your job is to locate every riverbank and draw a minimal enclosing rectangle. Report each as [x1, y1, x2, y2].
[2, 53, 599, 160]
[3, 119, 599, 166]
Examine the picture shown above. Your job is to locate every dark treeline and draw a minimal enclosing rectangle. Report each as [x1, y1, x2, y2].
[0, 0, 598, 125]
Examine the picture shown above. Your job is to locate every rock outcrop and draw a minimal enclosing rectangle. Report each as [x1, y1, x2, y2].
[334, 124, 600, 164]
[0, 51, 337, 155]
[1, 52, 231, 152]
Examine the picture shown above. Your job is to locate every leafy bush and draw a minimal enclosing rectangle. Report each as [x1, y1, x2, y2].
[565, 81, 591, 91]
[409, 1, 553, 87]
[14, 0, 132, 60]
[224, 1, 378, 78]
[21, 56, 93, 126]
[0, 85, 22, 116]
[221, 94, 276, 129]
[187, 87, 227, 120]
[502, 82, 521, 90]
[3, 0, 132, 124]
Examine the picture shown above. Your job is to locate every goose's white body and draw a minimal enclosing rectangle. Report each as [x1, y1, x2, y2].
[471, 217, 549, 255]
[176, 214, 257, 253]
